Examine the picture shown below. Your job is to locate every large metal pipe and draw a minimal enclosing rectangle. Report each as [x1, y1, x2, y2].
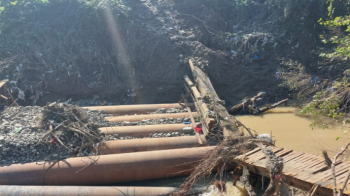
[99, 124, 193, 137]
[83, 103, 190, 115]
[0, 186, 188, 196]
[98, 136, 206, 155]
[0, 147, 215, 185]
[105, 112, 198, 122]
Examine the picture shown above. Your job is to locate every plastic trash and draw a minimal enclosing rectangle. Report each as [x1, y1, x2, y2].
[184, 122, 190, 125]
[254, 55, 259, 59]
[275, 71, 280, 79]
[257, 133, 272, 143]
[313, 77, 317, 84]
[9, 128, 22, 136]
[231, 50, 237, 54]
[17, 88, 25, 100]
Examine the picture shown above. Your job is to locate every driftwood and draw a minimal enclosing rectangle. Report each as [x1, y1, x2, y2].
[229, 92, 288, 115]
[325, 143, 350, 196]
[259, 98, 289, 113]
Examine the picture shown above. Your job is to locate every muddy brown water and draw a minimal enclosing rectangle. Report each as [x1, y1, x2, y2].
[237, 107, 350, 157]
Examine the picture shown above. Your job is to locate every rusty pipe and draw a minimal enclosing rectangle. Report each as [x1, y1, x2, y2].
[99, 124, 193, 137]
[0, 186, 178, 196]
[0, 147, 215, 185]
[105, 112, 198, 122]
[0, 185, 206, 196]
[98, 135, 207, 155]
[83, 103, 191, 115]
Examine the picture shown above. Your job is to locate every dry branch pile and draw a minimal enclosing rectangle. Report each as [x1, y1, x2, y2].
[175, 135, 267, 195]
[38, 103, 105, 156]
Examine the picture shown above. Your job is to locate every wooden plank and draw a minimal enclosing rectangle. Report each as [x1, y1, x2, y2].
[309, 162, 350, 184]
[0, 94, 8, 100]
[237, 147, 350, 195]
[283, 152, 305, 163]
[275, 149, 293, 157]
[248, 148, 283, 164]
[183, 96, 203, 145]
[293, 155, 322, 169]
[336, 170, 350, 184]
[287, 156, 323, 177]
[0, 79, 8, 89]
[184, 75, 195, 87]
[296, 161, 328, 179]
[284, 154, 308, 164]
[318, 162, 350, 184]
[188, 59, 225, 106]
[184, 75, 202, 100]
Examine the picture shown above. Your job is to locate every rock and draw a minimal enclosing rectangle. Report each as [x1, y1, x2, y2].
[99, 110, 105, 114]
[1, 121, 9, 126]
[166, 108, 177, 113]
[183, 117, 190, 122]
[123, 121, 131, 126]
[166, 133, 171, 137]
[183, 127, 193, 132]
[257, 134, 273, 143]
[141, 119, 149, 123]
[158, 108, 167, 113]
[176, 118, 183, 123]
[21, 148, 26, 151]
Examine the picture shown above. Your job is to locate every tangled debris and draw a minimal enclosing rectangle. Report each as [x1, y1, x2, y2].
[38, 103, 105, 156]
[175, 135, 264, 195]
[0, 103, 112, 165]
[0, 103, 198, 165]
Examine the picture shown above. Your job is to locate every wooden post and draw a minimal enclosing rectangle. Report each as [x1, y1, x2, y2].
[183, 96, 203, 145]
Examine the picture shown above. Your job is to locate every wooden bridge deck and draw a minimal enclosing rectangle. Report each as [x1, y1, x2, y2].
[235, 146, 350, 196]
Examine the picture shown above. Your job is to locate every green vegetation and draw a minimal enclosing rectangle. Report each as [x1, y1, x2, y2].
[299, 0, 350, 128]
[319, 0, 350, 60]
[300, 70, 350, 130]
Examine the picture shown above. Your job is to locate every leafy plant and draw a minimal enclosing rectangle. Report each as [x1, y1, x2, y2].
[318, 0, 350, 60]
[300, 70, 350, 129]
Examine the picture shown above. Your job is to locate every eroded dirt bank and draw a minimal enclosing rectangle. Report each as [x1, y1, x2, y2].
[0, 0, 329, 107]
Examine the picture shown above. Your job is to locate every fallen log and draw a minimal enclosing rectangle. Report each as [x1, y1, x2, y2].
[259, 98, 289, 113]
[229, 92, 288, 115]
[229, 92, 266, 114]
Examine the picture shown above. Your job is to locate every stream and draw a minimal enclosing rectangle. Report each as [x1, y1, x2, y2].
[237, 107, 350, 157]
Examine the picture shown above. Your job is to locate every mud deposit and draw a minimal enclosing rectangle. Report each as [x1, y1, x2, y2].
[237, 107, 349, 157]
